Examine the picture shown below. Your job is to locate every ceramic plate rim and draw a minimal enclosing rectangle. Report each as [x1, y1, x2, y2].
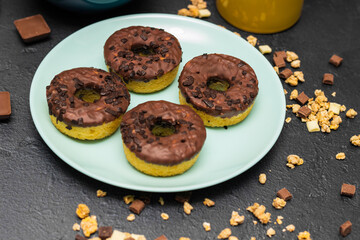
[30, 13, 285, 192]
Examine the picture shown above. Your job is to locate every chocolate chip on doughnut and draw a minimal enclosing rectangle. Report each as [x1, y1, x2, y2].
[104, 26, 182, 93]
[178, 53, 259, 127]
[46, 67, 130, 140]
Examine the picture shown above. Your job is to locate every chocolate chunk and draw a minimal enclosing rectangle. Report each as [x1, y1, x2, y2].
[296, 92, 309, 105]
[273, 56, 286, 68]
[341, 183, 356, 197]
[277, 188, 293, 201]
[0, 92, 11, 120]
[155, 235, 168, 240]
[75, 234, 87, 240]
[105, 108, 118, 117]
[129, 199, 145, 215]
[182, 76, 194, 86]
[322, 73, 334, 85]
[297, 106, 311, 118]
[274, 51, 287, 60]
[202, 99, 214, 108]
[139, 194, 151, 205]
[329, 54, 343, 67]
[340, 221, 352, 237]
[175, 191, 192, 203]
[140, 34, 148, 41]
[98, 226, 113, 239]
[14, 14, 51, 43]
[121, 38, 128, 43]
[279, 68, 293, 79]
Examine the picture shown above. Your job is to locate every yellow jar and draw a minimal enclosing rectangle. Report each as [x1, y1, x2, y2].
[216, 0, 304, 34]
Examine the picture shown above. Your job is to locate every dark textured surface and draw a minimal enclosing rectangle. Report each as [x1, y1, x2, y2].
[1, 0, 360, 239]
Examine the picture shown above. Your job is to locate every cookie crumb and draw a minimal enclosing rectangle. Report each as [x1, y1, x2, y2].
[294, 71, 305, 82]
[247, 35, 257, 47]
[161, 213, 169, 220]
[76, 204, 90, 219]
[336, 152, 346, 160]
[72, 223, 81, 231]
[179, 237, 190, 240]
[203, 198, 215, 207]
[291, 60, 301, 68]
[259, 45, 272, 54]
[127, 213, 135, 222]
[285, 224, 296, 232]
[96, 189, 107, 198]
[285, 117, 292, 123]
[346, 109, 358, 118]
[259, 173, 267, 184]
[123, 195, 135, 204]
[331, 92, 336, 97]
[290, 89, 298, 100]
[217, 228, 231, 239]
[80, 215, 98, 237]
[247, 203, 271, 224]
[276, 216, 284, 225]
[203, 222, 211, 231]
[297, 231, 311, 240]
[184, 201, 193, 215]
[272, 197, 286, 209]
[230, 211, 245, 226]
[266, 228, 276, 237]
[286, 51, 299, 62]
[286, 155, 304, 169]
[285, 75, 298, 86]
[158, 197, 165, 206]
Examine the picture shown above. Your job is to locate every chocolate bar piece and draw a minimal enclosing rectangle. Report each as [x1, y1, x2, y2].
[129, 199, 145, 215]
[296, 92, 309, 105]
[329, 54, 343, 67]
[322, 73, 334, 85]
[279, 68, 293, 79]
[98, 226, 113, 239]
[14, 14, 51, 43]
[297, 106, 311, 119]
[175, 191, 192, 203]
[277, 188, 293, 201]
[0, 92, 11, 120]
[341, 183, 356, 197]
[75, 234, 87, 240]
[274, 51, 287, 60]
[340, 220, 352, 237]
[273, 56, 286, 68]
[155, 235, 168, 240]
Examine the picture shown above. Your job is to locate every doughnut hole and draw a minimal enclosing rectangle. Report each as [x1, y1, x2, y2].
[207, 77, 230, 92]
[75, 88, 100, 103]
[131, 44, 156, 57]
[151, 120, 177, 137]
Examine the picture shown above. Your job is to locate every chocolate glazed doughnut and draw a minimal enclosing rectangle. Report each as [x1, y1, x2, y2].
[46, 67, 130, 140]
[120, 100, 206, 177]
[179, 54, 259, 127]
[104, 26, 182, 93]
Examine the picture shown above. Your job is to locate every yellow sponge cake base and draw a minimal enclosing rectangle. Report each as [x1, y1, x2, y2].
[123, 143, 199, 177]
[179, 92, 254, 127]
[50, 115, 122, 140]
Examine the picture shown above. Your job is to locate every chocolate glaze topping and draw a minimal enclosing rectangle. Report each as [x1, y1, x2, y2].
[104, 26, 182, 83]
[178, 54, 259, 118]
[121, 101, 206, 166]
[46, 67, 130, 127]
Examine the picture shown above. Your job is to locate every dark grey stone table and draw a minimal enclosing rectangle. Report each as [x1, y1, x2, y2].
[1, 0, 359, 239]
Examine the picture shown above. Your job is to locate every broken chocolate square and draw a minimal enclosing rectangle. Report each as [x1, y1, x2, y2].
[14, 14, 51, 43]
[273, 56, 286, 68]
[75, 234, 87, 240]
[129, 199, 145, 215]
[340, 220, 352, 237]
[0, 92, 11, 120]
[322, 73, 334, 85]
[99, 226, 113, 239]
[274, 51, 287, 60]
[329, 54, 343, 67]
[341, 183, 356, 197]
[296, 92, 309, 105]
[279, 68, 293, 79]
[277, 188, 293, 201]
[297, 106, 311, 118]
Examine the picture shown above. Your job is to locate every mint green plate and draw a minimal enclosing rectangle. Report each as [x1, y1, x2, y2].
[30, 14, 285, 192]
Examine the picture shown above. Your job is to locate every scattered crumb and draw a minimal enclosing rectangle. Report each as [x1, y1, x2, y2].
[247, 203, 271, 224]
[203, 222, 211, 231]
[230, 211, 245, 226]
[290, 89, 298, 100]
[286, 155, 304, 169]
[276, 216, 284, 225]
[350, 134, 360, 146]
[274, 66, 280, 75]
[80, 215, 98, 237]
[272, 198, 287, 209]
[259, 45, 272, 54]
[285, 75, 298, 86]
[286, 51, 299, 62]
[297, 231, 312, 240]
[76, 204, 90, 219]
[179, 237, 190, 240]
[286, 224, 296, 232]
[96, 189, 107, 198]
[123, 195, 135, 205]
[267, 228, 276, 237]
[228, 236, 239, 240]
[336, 152, 346, 160]
[217, 228, 231, 239]
[340, 104, 347, 112]
[283, 89, 288, 94]
[346, 109, 358, 118]
[203, 198, 215, 207]
[259, 173, 267, 184]
[72, 223, 81, 231]
[127, 213, 135, 222]
[184, 201, 193, 215]
[291, 60, 301, 68]
[161, 213, 169, 220]
[251, 238, 256, 240]
[177, 0, 210, 18]
[331, 92, 336, 97]
[158, 197, 165, 206]
[253, 220, 258, 225]
[294, 71, 305, 82]
[285, 117, 292, 123]
[247, 35, 257, 46]
[233, 32, 241, 37]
